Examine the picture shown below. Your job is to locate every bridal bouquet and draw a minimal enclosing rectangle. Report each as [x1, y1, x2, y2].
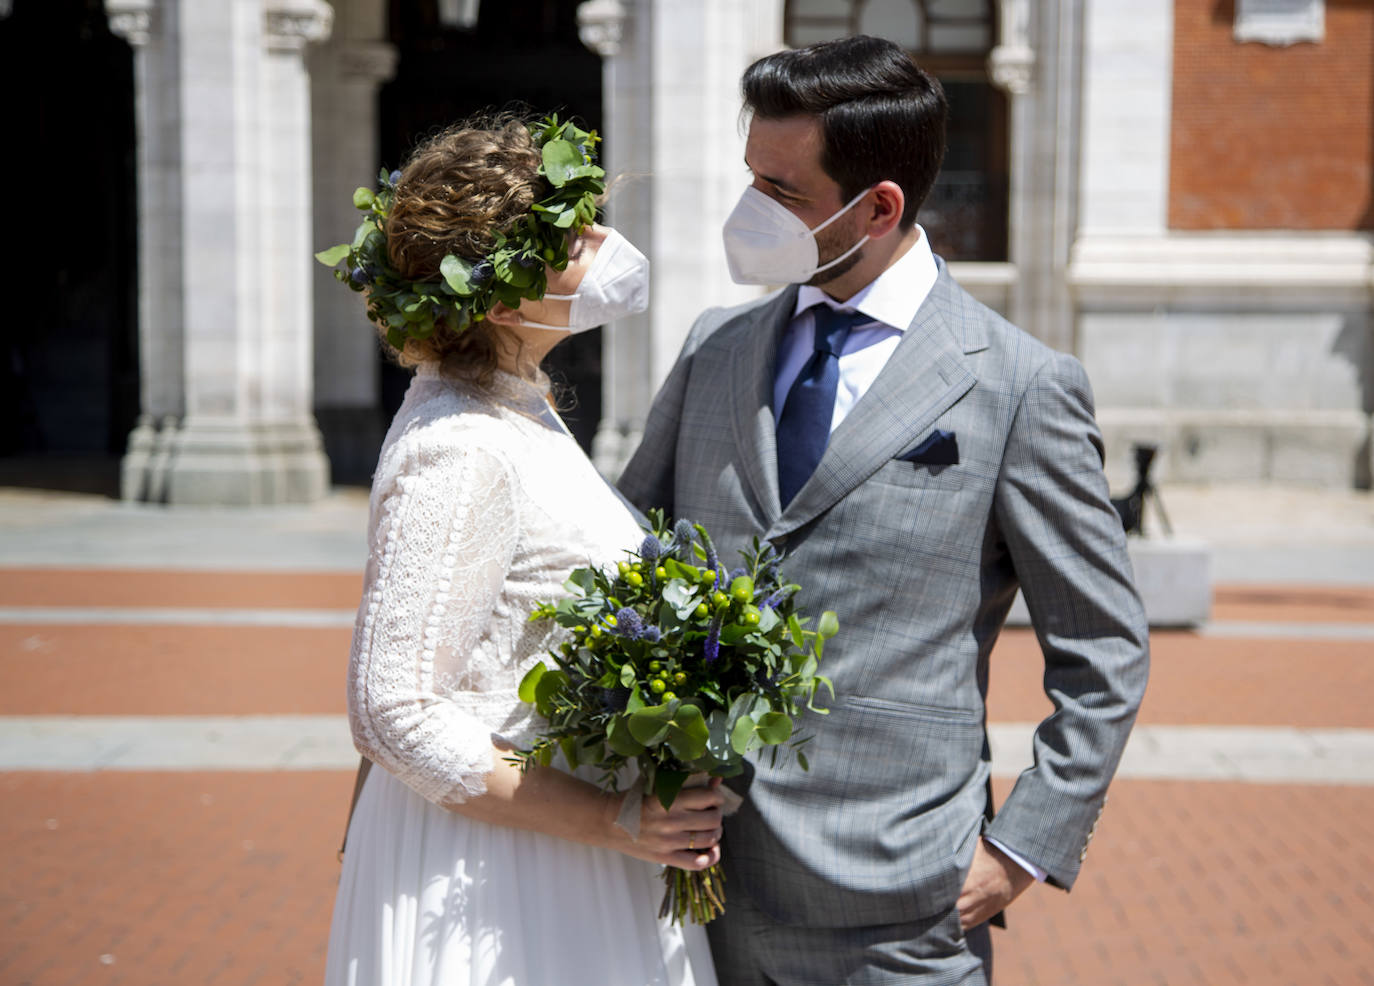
[515, 511, 838, 924]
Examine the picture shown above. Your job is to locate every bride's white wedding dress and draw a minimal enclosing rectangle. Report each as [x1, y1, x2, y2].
[324, 364, 715, 986]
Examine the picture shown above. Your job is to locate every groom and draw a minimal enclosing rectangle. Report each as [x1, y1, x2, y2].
[618, 35, 1149, 985]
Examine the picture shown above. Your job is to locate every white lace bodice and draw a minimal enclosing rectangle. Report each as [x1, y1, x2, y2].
[347, 364, 643, 806]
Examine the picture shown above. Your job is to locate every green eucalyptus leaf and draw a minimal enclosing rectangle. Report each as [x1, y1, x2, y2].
[654, 769, 689, 811]
[517, 662, 547, 704]
[606, 716, 645, 756]
[439, 255, 474, 295]
[665, 702, 708, 761]
[628, 707, 671, 747]
[533, 669, 569, 709]
[729, 714, 756, 755]
[314, 244, 350, 266]
[541, 139, 582, 187]
[755, 711, 793, 745]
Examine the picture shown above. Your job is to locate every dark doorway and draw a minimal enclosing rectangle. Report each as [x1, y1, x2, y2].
[378, 0, 604, 452]
[0, 0, 138, 495]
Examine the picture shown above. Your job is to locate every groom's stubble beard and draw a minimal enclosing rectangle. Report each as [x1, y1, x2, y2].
[805, 206, 866, 288]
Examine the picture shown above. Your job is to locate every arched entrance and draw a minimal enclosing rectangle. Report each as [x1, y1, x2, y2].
[0, 0, 138, 494]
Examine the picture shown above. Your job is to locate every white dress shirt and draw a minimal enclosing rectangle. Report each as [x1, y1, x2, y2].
[772, 226, 938, 428]
[771, 227, 1050, 886]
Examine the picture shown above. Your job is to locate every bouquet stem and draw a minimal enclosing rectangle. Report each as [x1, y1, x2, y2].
[659, 863, 726, 925]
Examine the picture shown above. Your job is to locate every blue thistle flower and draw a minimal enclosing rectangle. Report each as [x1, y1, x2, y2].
[470, 260, 494, 286]
[639, 535, 661, 564]
[388, 168, 402, 187]
[673, 520, 696, 549]
[611, 607, 644, 638]
[348, 265, 371, 288]
[728, 566, 747, 582]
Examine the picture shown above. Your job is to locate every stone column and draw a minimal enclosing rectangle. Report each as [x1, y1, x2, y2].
[108, 0, 186, 502]
[110, 0, 333, 505]
[308, 0, 397, 484]
[578, 0, 782, 477]
[989, 0, 1080, 354]
[259, 0, 333, 502]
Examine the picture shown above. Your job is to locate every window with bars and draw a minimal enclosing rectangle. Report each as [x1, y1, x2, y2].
[783, 0, 1008, 261]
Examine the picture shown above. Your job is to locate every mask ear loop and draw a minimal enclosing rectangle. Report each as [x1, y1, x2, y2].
[806, 185, 877, 275]
[807, 185, 876, 234]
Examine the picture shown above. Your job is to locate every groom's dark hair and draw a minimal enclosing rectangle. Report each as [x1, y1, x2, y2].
[741, 35, 947, 230]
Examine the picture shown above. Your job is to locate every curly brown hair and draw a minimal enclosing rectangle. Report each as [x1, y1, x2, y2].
[382, 114, 544, 387]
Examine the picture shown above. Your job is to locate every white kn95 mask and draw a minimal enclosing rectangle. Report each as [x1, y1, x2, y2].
[522, 228, 650, 333]
[721, 185, 873, 285]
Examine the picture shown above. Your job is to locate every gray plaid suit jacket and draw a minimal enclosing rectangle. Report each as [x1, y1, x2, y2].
[617, 264, 1149, 929]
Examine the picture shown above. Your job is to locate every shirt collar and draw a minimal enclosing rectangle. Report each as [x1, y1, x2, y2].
[793, 225, 938, 332]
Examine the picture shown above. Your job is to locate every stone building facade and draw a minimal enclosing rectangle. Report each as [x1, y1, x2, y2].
[3, 0, 1369, 502]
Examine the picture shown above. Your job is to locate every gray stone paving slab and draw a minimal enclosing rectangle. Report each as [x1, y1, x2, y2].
[0, 483, 1371, 585]
[0, 606, 357, 628]
[0, 489, 369, 571]
[0, 716, 356, 770]
[5, 716, 1372, 783]
[988, 723, 1374, 785]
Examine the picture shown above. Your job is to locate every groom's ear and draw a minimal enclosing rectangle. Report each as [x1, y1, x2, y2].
[865, 180, 905, 239]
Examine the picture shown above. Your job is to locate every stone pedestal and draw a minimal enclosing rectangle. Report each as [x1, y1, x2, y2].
[110, 0, 333, 505]
[1005, 536, 1213, 628]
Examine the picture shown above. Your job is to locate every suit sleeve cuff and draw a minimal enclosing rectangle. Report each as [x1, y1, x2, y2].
[985, 835, 1048, 883]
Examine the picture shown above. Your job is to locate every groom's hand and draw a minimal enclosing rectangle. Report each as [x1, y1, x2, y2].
[956, 838, 1035, 929]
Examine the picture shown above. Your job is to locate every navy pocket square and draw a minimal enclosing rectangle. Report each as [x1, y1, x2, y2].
[896, 429, 959, 466]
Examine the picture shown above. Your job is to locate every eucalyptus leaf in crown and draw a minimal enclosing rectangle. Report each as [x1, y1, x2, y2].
[314, 116, 605, 351]
[513, 510, 839, 924]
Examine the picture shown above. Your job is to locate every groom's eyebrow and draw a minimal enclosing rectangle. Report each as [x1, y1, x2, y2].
[745, 159, 802, 197]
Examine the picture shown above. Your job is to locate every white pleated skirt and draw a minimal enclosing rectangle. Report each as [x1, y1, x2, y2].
[324, 766, 718, 986]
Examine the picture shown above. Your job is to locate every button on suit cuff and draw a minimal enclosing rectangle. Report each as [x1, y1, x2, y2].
[985, 835, 1048, 883]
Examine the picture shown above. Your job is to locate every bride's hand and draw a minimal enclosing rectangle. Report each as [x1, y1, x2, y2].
[617, 778, 725, 870]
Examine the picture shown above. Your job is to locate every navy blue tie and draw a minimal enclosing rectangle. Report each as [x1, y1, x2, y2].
[776, 306, 863, 507]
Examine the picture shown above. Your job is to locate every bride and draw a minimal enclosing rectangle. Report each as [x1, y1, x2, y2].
[323, 114, 722, 986]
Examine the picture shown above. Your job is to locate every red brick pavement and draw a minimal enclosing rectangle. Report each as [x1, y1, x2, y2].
[3, 568, 1373, 985]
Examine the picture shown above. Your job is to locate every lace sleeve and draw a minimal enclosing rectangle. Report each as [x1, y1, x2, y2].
[347, 430, 519, 806]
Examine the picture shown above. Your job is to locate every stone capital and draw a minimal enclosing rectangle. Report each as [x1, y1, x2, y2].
[264, 0, 334, 53]
[988, 0, 1034, 95]
[105, 0, 158, 47]
[577, 0, 628, 57]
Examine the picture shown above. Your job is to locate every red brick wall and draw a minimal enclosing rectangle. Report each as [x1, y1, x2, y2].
[1170, 0, 1373, 230]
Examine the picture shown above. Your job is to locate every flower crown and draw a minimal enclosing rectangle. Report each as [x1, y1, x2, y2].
[314, 116, 605, 350]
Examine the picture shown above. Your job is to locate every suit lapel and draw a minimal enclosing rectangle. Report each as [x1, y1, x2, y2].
[728, 286, 798, 527]
[766, 270, 979, 541]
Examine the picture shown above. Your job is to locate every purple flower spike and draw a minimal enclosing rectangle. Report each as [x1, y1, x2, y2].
[702, 612, 722, 663]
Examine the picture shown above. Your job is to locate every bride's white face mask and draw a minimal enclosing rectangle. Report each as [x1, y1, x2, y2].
[517, 229, 650, 333]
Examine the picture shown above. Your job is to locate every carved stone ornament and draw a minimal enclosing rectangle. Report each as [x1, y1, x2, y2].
[988, 0, 1033, 95]
[105, 0, 158, 47]
[264, 0, 334, 52]
[339, 41, 399, 83]
[1234, 0, 1324, 46]
[577, 0, 627, 58]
